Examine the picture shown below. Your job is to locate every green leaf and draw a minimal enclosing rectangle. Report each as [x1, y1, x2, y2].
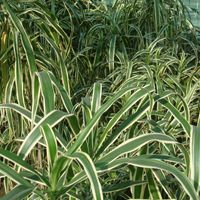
[190, 126, 200, 192]
[18, 110, 72, 159]
[0, 149, 49, 186]
[67, 85, 142, 155]
[41, 124, 57, 168]
[49, 71, 80, 135]
[103, 180, 147, 193]
[0, 161, 32, 187]
[50, 156, 68, 191]
[0, 103, 41, 124]
[0, 185, 34, 200]
[13, 31, 25, 107]
[37, 71, 55, 115]
[4, 74, 15, 134]
[91, 82, 102, 115]
[108, 35, 116, 72]
[0, 149, 34, 172]
[158, 98, 191, 136]
[48, 72, 73, 113]
[98, 133, 177, 164]
[31, 74, 40, 126]
[146, 169, 162, 199]
[69, 152, 103, 200]
[3, 0, 37, 75]
[97, 85, 153, 156]
[98, 158, 198, 200]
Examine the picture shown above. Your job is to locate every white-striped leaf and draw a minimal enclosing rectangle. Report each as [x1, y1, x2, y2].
[18, 110, 72, 159]
[0, 185, 34, 200]
[98, 158, 198, 200]
[190, 126, 200, 193]
[98, 133, 177, 164]
[68, 152, 103, 200]
[41, 124, 57, 168]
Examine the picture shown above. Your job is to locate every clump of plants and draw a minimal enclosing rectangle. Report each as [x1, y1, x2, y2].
[0, 0, 200, 199]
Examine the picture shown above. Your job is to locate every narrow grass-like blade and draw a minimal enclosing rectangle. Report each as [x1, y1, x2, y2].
[41, 124, 57, 168]
[13, 31, 25, 107]
[0, 104, 68, 154]
[69, 152, 103, 200]
[153, 170, 175, 199]
[36, 26, 70, 95]
[0, 185, 34, 200]
[158, 98, 191, 135]
[100, 158, 198, 200]
[0, 149, 49, 186]
[31, 74, 40, 126]
[146, 169, 162, 199]
[96, 99, 150, 157]
[0, 161, 32, 187]
[49, 71, 73, 113]
[37, 71, 55, 115]
[0, 103, 41, 124]
[3, 0, 37, 74]
[4, 74, 15, 133]
[103, 180, 147, 193]
[18, 110, 71, 159]
[98, 133, 176, 164]
[91, 82, 102, 114]
[89, 82, 103, 153]
[67, 86, 137, 154]
[51, 156, 68, 191]
[97, 85, 153, 153]
[108, 35, 116, 72]
[0, 149, 34, 172]
[48, 72, 80, 134]
[190, 126, 200, 192]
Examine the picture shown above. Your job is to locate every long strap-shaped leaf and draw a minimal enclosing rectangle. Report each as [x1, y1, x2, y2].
[96, 101, 150, 157]
[190, 126, 200, 193]
[50, 156, 68, 191]
[13, 31, 25, 107]
[0, 103, 41, 123]
[41, 124, 57, 169]
[0, 104, 69, 151]
[96, 91, 151, 157]
[61, 154, 184, 197]
[158, 98, 191, 136]
[0, 148, 33, 172]
[146, 169, 162, 199]
[4, 74, 15, 133]
[97, 133, 177, 164]
[102, 85, 152, 136]
[64, 154, 183, 186]
[97, 158, 198, 200]
[51, 152, 104, 200]
[36, 26, 70, 95]
[67, 86, 144, 155]
[96, 91, 172, 157]
[91, 82, 102, 114]
[3, 0, 37, 75]
[0, 161, 33, 187]
[68, 152, 103, 200]
[48, 72, 80, 135]
[0, 185, 34, 200]
[108, 35, 116, 72]
[18, 110, 72, 159]
[0, 148, 49, 186]
[37, 71, 55, 115]
[49, 72, 73, 113]
[31, 73, 40, 126]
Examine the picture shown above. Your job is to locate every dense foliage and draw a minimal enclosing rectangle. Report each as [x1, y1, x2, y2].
[0, 0, 200, 199]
